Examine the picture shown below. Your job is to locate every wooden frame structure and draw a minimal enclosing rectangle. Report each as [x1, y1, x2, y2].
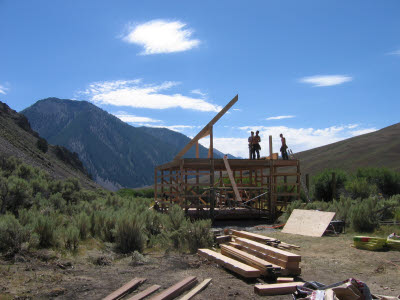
[154, 95, 301, 220]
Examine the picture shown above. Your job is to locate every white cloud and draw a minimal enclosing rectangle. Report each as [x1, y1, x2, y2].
[77, 79, 222, 112]
[139, 124, 198, 132]
[191, 89, 206, 97]
[388, 49, 400, 56]
[0, 84, 8, 95]
[207, 124, 376, 158]
[266, 115, 295, 120]
[300, 75, 352, 87]
[113, 112, 161, 123]
[122, 19, 200, 55]
[233, 108, 242, 112]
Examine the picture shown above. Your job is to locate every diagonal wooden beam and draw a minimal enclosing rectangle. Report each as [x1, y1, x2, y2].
[223, 155, 242, 202]
[173, 95, 238, 160]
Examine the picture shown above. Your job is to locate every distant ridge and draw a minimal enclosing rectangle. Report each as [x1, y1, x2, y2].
[295, 122, 400, 176]
[22, 98, 234, 190]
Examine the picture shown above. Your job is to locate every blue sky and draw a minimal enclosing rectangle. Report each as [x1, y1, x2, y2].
[1, 0, 399, 157]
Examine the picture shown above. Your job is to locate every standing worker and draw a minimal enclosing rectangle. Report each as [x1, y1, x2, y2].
[248, 131, 255, 159]
[253, 130, 261, 159]
[280, 133, 289, 160]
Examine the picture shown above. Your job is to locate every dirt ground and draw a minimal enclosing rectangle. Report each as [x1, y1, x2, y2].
[1, 225, 399, 300]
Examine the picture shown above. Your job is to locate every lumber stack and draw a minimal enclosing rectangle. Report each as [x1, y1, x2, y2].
[198, 249, 262, 278]
[234, 238, 301, 275]
[254, 282, 305, 296]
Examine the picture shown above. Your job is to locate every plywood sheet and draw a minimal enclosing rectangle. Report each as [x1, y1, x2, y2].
[282, 209, 335, 237]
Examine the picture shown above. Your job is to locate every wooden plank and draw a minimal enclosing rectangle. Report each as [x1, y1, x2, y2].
[178, 278, 212, 300]
[277, 277, 294, 283]
[216, 235, 231, 244]
[282, 209, 336, 237]
[197, 249, 261, 278]
[223, 155, 242, 202]
[220, 245, 272, 274]
[127, 285, 161, 300]
[235, 238, 301, 263]
[174, 95, 238, 160]
[230, 230, 277, 244]
[103, 278, 146, 300]
[150, 277, 198, 300]
[254, 282, 304, 296]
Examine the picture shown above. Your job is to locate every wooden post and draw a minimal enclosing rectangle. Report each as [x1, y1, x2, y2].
[332, 172, 336, 201]
[209, 126, 213, 159]
[210, 158, 215, 221]
[196, 141, 199, 158]
[306, 174, 310, 197]
[269, 135, 273, 158]
[169, 168, 173, 205]
[196, 168, 200, 206]
[297, 161, 301, 199]
[179, 161, 184, 205]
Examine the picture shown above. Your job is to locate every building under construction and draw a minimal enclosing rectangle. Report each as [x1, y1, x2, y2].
[154, 95, 301, 220]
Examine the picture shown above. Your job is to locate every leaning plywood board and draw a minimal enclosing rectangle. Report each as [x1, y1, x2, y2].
[198, 249, 261, 278]
[254, 282, 304, 296]
[282, 209, 336, 237]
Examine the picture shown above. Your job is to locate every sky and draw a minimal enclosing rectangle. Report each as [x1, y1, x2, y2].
[1, 0, 399, 158]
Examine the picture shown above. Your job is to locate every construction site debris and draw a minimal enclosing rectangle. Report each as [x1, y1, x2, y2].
[254, 282, 305, 296]
[353, 236, 387, 251]
[282, 209, 336, 237]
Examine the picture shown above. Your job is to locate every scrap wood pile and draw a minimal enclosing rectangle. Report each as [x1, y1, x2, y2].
[102, 276, 211, 300]
[198, 229, 304, 296]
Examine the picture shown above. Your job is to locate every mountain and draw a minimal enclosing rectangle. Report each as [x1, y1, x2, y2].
[0, 101, 96, 189]
[295, 122, 400, 177]
[22, 98, 232, 190]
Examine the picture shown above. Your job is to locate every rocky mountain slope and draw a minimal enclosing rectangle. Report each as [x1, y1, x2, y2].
[0, 101, 96, 189]
[22, 98, 231, 190]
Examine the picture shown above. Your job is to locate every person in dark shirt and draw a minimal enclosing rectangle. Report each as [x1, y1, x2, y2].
[280, 133, 289, 160]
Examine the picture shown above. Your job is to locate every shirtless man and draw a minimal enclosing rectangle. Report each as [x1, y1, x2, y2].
[280, 133, 289, 160]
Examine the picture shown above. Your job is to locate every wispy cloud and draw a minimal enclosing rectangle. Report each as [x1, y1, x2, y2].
[113, 112, 161, 123]
[191, 89, 206, 97]
[387, 49, 400, 56]
[266, 115, 295, 120]
[0, 84, 9, 95]
[233, 108, 242, 112]
[205, 124, 376, 158]
[299, 75, 352, 87]
[122, 19, 200, 55]
[77, 79, 222, 112]
[138, 124, 199, 132]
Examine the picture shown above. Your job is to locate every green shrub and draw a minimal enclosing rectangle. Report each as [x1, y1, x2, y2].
[34, 215, 57, 248]
[0, 156, 20, 177]
[356, 168, 400, 197]
[61, 225, 80, 251]
[5, 176, 33, 213]
[114, 214, 145, 253]
[346, 177, 378, 199]
[313, 169, 348, 201]
[163, 205, 188, 250]
[350, 197, 379, 232]
[0, 214, 28, 256]
[186, 219, 213, 253]
[75, 212, 90, 240]
[36, 137, 48, 153]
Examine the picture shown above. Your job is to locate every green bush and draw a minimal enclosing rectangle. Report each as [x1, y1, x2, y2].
[36, 137, 48, 153]
[186, 219, 213, 253]
[34, 215, 57, 248]
[75, 212, 90, 240]
[114, 214, 145, 253]
[313, 169, 348, 201]
[61, 225, 80, 251]
[163, 205, 188, 250]
[5, 176, 33, 213]
[345, 177, 378, 199]
[350, 197, 379, 232]
[356, 168, 400, 197]
[0, 214, 28, 256]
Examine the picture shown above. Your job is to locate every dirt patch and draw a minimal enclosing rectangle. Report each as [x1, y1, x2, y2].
[0, 228, 399, 299]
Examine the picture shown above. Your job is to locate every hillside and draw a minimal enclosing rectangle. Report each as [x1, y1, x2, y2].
[0, 101, 96, 189]
[296, 122, 400, 177]
[22, 98, 231, 190]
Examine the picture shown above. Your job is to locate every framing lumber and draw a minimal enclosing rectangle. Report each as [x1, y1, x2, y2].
[149, 277, 198, 300]
[174, 95, 238, 160]
[178, 278, 212, 300]
[235, 238, 301, 263]
[198, 249, 261, 278]
[277, 277, 294, 283]
[254, 282, 305, 296]
[103, 278, 146, 300]
[230, 230, 277, 244]
[220, 245, 272, 274]
[223, 156, 242, 202]
[127, 285, 161, 300]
